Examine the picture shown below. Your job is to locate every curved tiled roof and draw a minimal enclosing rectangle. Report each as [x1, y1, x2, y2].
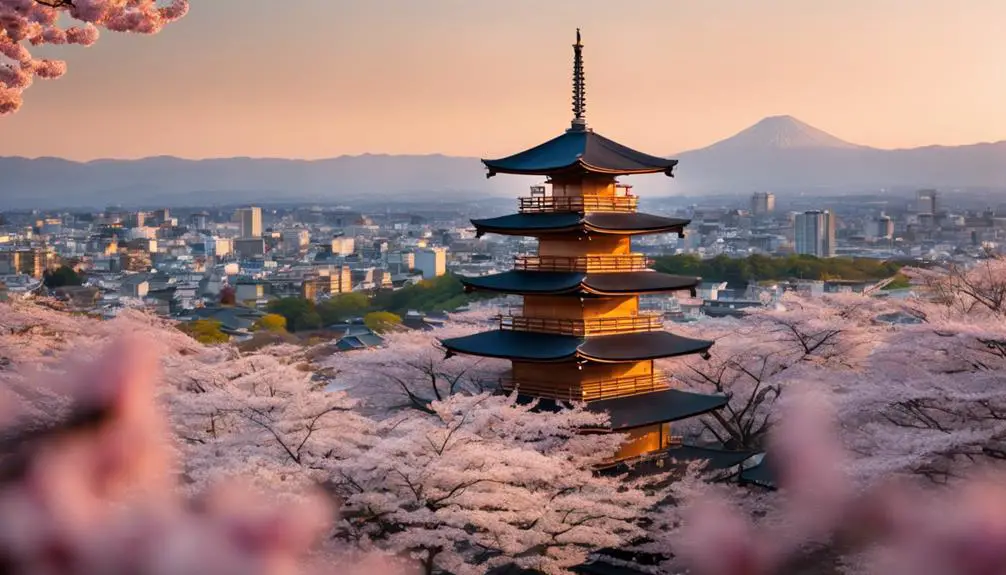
[482, 129, 678, 178]
[471, 212, 689, 237]
[440, 329, 712, 363]
[459, 271, 700, 296]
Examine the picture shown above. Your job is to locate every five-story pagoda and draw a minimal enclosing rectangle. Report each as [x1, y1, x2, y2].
[442, 30, 727, 462]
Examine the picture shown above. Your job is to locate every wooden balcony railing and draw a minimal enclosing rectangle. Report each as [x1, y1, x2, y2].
[501, 371, 672, 402]
[499, 312, 663, 336]
[581, 372, 671, 401]
[518, 195, 638, 214]
[513, 254, 649, 273]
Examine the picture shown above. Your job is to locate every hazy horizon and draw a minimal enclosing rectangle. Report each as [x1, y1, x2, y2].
[3, 0, 1005, 161]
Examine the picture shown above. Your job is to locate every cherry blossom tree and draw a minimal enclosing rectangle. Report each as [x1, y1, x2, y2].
[670, 293, 878, 450]
[2, 301, 657, 574]
[323, 320, 508, 416]
[164, 345, 376, 495]
[331, 392, 658, 575]
[673, 387, 1006, 575]
[904, 256, 1006, 319]
[0, 328, 344, 573]
[0, 0, 189, 115]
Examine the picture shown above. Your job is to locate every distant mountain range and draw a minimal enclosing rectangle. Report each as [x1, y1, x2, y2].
[2, 115, 1005, 209]
[674, 115, 1006, 193]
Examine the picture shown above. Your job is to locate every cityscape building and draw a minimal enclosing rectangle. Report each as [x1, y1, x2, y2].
[795, 210, 836, 257]
[415, 247, 447, 279]
[917, 189, 938, 215]
[237, 207, 263, 238]
[750, 192, 776, 216]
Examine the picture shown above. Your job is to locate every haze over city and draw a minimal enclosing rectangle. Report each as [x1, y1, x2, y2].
[3, 0, 1006, 160]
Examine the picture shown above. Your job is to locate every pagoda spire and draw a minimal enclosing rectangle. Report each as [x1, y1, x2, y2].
[570, 28, 587, 131]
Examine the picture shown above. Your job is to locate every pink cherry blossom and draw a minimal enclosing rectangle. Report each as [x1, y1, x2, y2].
[0, 0, 188, 115]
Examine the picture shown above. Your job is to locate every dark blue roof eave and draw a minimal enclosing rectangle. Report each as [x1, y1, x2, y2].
[482, 129, 678, 177]
[459, 271, 700, 296]
[440, 329, 713, 363]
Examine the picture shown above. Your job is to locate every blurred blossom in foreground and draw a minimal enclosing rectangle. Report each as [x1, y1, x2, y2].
[0, 337, 358, 575]
[677, 387, 1006, 575]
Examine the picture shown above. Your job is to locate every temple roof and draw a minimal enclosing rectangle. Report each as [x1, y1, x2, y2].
[600, 444, 757, 481]
[521, 389, 727, 430]
[471, 212, 689, 237]
[441, 329, 712, 363]
[739, 455, 777, 489]
[482, 129, 678, 178]
[460, 270, 700, 296]
[481, 30, 677, 179]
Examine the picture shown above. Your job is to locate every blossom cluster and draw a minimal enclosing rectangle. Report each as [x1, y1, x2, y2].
[0, 0, 188, 115]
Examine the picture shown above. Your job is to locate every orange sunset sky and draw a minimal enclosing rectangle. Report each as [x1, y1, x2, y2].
[1, 0, 1004, 161]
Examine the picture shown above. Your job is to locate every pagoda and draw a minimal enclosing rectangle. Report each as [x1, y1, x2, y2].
[442, 30, 728, 462]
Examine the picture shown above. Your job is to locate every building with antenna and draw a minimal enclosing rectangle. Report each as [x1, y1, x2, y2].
[441, 31, 728, 463]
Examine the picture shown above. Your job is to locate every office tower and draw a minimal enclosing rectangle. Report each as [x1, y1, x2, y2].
[331, 237, 356, 256]
[866, 215, 894, 240]
[190, 211, 209, 230]
[414, 247, 447, 279]
[237, 207, 262, 238]
[917, 189, 938, 215]
[441, 31, 725, 463]
[281, 229, 310, 254]
[795, 210, 836, 257]
[750, 192, 776, 216]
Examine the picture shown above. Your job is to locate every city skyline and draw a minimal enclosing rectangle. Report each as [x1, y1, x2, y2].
[2, 0, 1005, 161]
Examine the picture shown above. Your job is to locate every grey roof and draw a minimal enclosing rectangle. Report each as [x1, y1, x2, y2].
[190, 306, 264, 331]
[335, 333, 385, 351]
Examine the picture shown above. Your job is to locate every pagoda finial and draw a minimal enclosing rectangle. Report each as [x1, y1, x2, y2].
[570, 28, 587, 131]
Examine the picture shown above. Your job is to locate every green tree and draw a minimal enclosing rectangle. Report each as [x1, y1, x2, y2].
[267, 298, 321, 332]
[42, 265, 83, 289]
[253, 313, 288, 333]
[370, 274, 494, 315]
[178, 320, 229, 344]
[318, 292, 371, 324]
[651, 254, 904, 288]
[363, 311, 402, 333]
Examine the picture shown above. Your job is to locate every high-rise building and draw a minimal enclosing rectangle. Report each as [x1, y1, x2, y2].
[190, 211, 209, 230]
[415, 247, 447, 279]
[0, 248, 55, 278]
[387, 251, 415, 273]
[281, 229, 310, 254]
[237, 207, 262, 238]
[916, 189, 938, 215]
[750, 192, 776, 216]
[878, 215, 894, 239]
[866, 215, 894, 240]
[331, 237, 356, 256]
[302, 265, 353, 300]
[127, 211, 148, 228]
[440, 31, 726, 464]
[794, 210, 836, 257]
[234, 237, 265, 258]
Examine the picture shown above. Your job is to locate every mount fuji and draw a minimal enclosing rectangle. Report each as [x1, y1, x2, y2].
[673, 115, 1006, 192]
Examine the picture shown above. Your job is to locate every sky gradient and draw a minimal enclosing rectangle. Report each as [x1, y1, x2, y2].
[1, 0, 1004, 160]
